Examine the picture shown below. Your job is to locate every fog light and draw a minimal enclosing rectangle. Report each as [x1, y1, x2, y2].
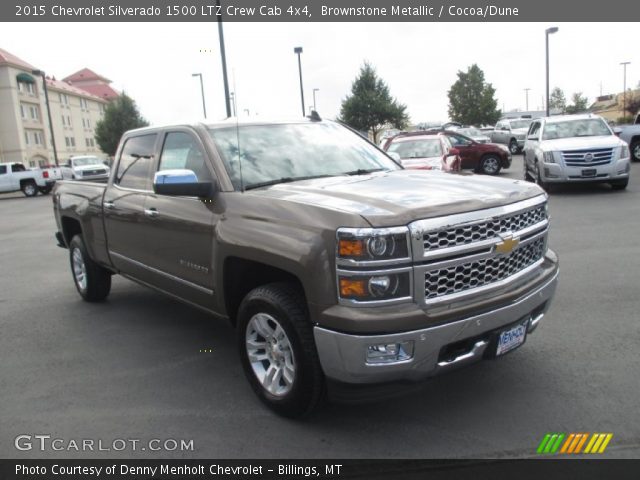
[366, 341, 414, 364]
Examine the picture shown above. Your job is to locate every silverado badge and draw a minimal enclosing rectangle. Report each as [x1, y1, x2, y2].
[495, 234, 520, 255]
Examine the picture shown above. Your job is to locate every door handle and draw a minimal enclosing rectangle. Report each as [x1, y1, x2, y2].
[144, 208, 159, 218]
[103, 201, 115, 210]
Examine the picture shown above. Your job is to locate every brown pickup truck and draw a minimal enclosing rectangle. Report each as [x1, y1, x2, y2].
[53, 118, 559, 417]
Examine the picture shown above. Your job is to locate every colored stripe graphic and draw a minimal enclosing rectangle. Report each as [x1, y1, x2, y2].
[539, 433, 613, 455]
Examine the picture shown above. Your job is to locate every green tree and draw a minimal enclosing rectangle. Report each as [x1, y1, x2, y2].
[447, 64, 500, 126]
[95, 93, 149, 156]
[549, 87, 567, 113]
[565, 92, 589, 114]
[339, 62, 409, 143]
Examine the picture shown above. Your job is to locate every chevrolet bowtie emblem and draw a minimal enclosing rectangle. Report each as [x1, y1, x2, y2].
[495, 235, 520, 255]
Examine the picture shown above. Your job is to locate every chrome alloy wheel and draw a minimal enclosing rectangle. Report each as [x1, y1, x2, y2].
[245, 313, 296, 396]
[482, 156, 500, 174]
[72, 247, 87, 291]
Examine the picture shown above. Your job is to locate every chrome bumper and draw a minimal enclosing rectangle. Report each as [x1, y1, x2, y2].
[314, 270, 558, 384]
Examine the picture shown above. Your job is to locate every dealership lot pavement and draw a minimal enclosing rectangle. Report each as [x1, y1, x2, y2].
[1, 156, 639, 459]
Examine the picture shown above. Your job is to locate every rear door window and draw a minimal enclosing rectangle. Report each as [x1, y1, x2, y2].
[115, 134, 157, 190]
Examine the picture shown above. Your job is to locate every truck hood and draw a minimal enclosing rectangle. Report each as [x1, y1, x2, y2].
[249, 169, 543, 227]
[541, 135, 623, 151]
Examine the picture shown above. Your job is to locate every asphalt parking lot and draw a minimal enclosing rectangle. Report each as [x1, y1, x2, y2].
[1, 155, 639, 459]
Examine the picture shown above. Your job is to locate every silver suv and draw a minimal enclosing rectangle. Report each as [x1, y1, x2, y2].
[489, 118, 533, 154]
[523, 114, 630, 191]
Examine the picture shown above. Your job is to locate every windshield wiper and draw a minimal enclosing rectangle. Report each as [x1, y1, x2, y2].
[343, 168, 387, 176]
[244, 175, 333, 191]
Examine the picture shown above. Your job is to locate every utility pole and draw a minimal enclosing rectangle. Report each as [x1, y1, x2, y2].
[620, 61, 631, 118]
[216, 0, 231, 118]
[524, 88, 531, 111]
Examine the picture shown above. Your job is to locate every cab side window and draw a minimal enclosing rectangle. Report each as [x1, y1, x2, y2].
[158, 132, 212, 182]
[115, 134, 157, 190]
[528, 122, 541, 139]
[0, 165, 7, 175]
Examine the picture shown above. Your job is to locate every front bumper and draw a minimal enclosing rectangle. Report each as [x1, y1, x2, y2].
[541, 158, 630, 183]
[314, 268, 558, 384]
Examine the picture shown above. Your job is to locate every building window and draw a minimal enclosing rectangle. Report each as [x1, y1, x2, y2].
[19, 81, 36, 95]
[33, 131, 43, 145]
[80, 98, 88, 110]
[65, 136, 76, 148]
[29, 105, 39, 121]
[24, 131, 30, 145]
[20, 104, 27, 119]
[59, 93, 69, 105]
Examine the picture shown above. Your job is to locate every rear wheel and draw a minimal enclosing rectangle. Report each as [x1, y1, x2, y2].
[237, 283, 324, 418]
[630, 140, 640, 162]
[69, 235, 111, 302]
[479, 155, 501, 175]
[21, 181, 38, 197]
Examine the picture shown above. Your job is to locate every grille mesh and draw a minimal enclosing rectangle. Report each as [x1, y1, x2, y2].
[562, 148, 614, 167]
[424, 237, 545, 299]
[423, 205, 546, 252]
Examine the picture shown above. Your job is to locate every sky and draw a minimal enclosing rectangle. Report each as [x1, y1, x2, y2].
[1, 22, 638, 125]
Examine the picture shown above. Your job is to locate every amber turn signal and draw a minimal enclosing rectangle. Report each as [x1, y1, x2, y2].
[338, 239, 365, 257]
[339, 278, 366, 297]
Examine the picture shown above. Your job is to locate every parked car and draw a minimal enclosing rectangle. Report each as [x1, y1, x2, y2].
[53, 118, 558, 417]
[453, 127, 492, 144]
[489, 118, 534, 154]
[0, 162, 56, 197]
[385, 131, 511, 175]
[384, 132, 457, 170]
[61, 155, 110, 181]
[523, 114, 630, 190]
[617, 113, 640, 162]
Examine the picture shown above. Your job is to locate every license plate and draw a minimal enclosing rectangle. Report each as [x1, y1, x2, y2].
[496, 322, 528, 356]
[582, 168, 597, 177]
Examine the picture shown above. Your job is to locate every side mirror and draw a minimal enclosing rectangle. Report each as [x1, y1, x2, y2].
[153, 169, 216, 198]
[448, 148, 460, 156]
[612, 127, 622, 136]
[387, 151, 401, 161]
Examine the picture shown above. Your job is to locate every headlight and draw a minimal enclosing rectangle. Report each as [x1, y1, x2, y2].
[338, 271, 412, 302]
[543, 151, 556, 163]
[619, 145, 630, 159]
[337, 227, 410, 263]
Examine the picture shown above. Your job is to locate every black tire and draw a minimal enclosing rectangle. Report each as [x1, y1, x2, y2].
[237, 282, 324, 418]
[39, 186, 52, 195]
[21, 181, 38, 197]
[479, 155, 502, 175]
[509, 139, 519, 155]
[611, 179, 628, 191]
[69, 235, 111, 302]
[630, 140, 640, 162]
[535, 163, 553, 192]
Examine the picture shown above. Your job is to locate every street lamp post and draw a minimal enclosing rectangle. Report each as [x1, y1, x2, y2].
[216, 0, 231, 118]
[545, 27, 559, 117]
[294, 47, 305, 117]
[31, 69, 58, 166]
[312, 88, 319, 111]
[192, 73, 207, 119]
[524, 88, 531, 111]
[620, 61, 631, 119]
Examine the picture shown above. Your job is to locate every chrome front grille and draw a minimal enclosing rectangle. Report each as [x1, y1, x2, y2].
[410, 195, 549, 305]
[562, 148, 614, 167]
[423, 204, 546, 252]
[424, 237, 545, 299]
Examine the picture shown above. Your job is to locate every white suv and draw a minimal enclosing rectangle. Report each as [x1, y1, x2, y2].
[523, 114, 630, 191]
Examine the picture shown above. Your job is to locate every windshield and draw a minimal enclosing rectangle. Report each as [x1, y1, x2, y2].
[72, 157, 101, 167]
[509, 120, 532, 130]
[458, 128, 483, 137]
[542, 119, 612, 140]
[387, 138, 443, 159]
[208, 122, 400, 190]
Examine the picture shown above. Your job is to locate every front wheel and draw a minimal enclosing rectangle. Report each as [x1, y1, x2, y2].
[509, 139, 519, 155]
[237, 283, 324, 418]
[611, 179, 628, 191]
[630, 140, 640, 162]
[535, 163, 553, 192]
[69, 235, 111, 302]
[479, 155, 501, 175]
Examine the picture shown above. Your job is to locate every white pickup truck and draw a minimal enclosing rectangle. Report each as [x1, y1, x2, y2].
[0, 162, 58, 197]
[61, 155, 110, 181]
